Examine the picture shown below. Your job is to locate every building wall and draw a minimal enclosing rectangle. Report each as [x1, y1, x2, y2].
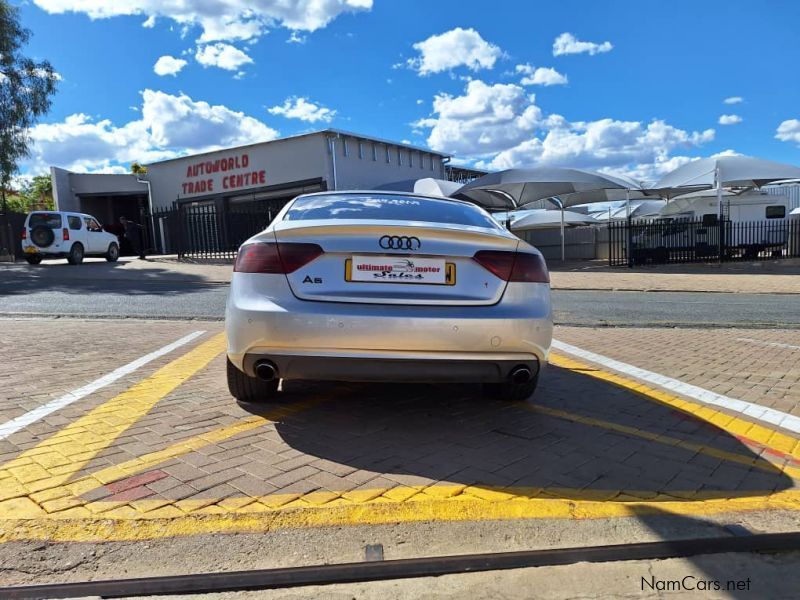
[50, 130, 451, 214]
[146, 133, 332, 210]
[50, 167, 76, 211]
[331, 135, 446, 190]
[51, 168, 148, 212]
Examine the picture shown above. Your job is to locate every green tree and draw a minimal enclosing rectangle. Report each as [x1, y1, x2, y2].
[21, 174, 54, 210]
[0, 1, 58, 212]
[130, 162, 148, 175]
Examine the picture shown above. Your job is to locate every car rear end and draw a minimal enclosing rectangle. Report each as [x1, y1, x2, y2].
[226, 192, 553, 396]
[21, 212, 69, 258]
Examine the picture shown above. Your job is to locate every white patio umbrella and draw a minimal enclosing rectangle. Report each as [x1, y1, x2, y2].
[375, 178, 462, 197]
[653, 155, 800, 209]
[454, 167, 637, 260]
[510, 209, 598, 231]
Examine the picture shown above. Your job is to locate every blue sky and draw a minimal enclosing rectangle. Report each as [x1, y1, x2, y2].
[14, 0, 800, 182]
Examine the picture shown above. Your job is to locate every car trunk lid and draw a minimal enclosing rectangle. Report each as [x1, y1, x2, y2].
[271, 220, 519, 306]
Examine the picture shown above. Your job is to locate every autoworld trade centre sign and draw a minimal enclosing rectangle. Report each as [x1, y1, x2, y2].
[181, 152, 267, 196]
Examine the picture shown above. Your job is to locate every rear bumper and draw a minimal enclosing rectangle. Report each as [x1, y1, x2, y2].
[241, 349, 540, 383]
[226, 272, 553, 382]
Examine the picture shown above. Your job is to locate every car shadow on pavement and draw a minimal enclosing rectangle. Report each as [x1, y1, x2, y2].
[0, 260, 223, 296]
[253, 364, 794, 502]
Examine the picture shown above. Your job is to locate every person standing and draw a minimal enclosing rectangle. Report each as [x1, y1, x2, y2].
[119, 216, 145, 259]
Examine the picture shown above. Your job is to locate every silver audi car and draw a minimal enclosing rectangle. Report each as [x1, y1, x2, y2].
[225, 191, 553, 402]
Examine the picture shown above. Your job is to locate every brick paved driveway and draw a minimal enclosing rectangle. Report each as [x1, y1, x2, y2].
[0, 318, 798, 542]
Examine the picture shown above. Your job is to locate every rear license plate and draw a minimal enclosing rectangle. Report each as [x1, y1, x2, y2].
[346, 256, 455, 285]
[24, 246, 37, 254]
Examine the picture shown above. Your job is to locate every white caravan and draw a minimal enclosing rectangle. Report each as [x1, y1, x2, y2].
[632, 190, 793, 261]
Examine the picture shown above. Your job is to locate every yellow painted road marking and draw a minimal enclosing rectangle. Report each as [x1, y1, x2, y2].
[549, 352, 800, 462]
[520, 403, 800, 479]
[62, 397, 325, 498]
[0, 333, 226, 509]
[1, 341, 798, 542]
[1, 486, 800, 542]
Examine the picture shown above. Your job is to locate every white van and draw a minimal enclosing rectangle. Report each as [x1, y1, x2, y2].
[21, 211, 120, 265]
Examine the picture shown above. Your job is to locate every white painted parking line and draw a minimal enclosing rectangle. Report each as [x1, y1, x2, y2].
[0, 330, 206, 440]
[551, 339, 800, 436]
[736, 337, 800, 352]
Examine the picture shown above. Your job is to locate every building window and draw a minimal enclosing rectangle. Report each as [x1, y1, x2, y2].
[430, 155, 435, 171]
[342, 138, 348, 157]
[372, 143, 377, 161]
[420, 153, 425, 169]
[398, 147, 403, 166]
[358, 141, 364, 159]
[385, 145, 391, 163]
[766, 205, 786, 219]
[408, 150, 413, 168]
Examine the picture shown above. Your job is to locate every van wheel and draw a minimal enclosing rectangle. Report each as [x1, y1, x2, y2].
[67, 243, 84, 265]
[106, 243, 119, 262]
[483, 374, 539, 402]
[226, 358, 278, 403]
[25, 255, 43, 265]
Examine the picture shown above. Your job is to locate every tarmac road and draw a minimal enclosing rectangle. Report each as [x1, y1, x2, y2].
[0, 267, 798, 327]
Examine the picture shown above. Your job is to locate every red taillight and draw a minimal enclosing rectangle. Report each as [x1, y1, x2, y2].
[473, 250, 549, 283]
[234, 242, 323, 273]
[62, 228, 69, 241]
[21, 228, 27, 240]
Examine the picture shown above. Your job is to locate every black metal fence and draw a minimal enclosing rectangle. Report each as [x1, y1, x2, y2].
[143, 198, 289, 260]
[608, 217, 800, 266]
[0, 212, 26, 261]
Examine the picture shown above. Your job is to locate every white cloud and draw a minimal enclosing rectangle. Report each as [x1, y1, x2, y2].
[515, 63, 568, 86]
[776, 119, 800, 144]
[142, 15, 156, 28]
[195, 43, 253, 70]
[723, 96, 743, 104]
[33, 0, 373, 42]
[718, 114, 742, 125]
[22, 89, 279, 174]
[153, 55, 187, 76]
[406, 27, 503, 75]
[413, 80, 542, 155]
[415, 79, 714, 183]
[287, 31, 307, 44]
[552, 32, 613, 56]
[267, 97, 336, 123]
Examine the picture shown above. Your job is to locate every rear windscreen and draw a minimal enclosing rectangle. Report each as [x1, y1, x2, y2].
[28, 213, 63, 228]
[284, 194, 501, 229]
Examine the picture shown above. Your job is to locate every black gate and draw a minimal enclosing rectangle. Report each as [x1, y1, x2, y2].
[143, 198, 289, 260]
[608, 217, 800, 266]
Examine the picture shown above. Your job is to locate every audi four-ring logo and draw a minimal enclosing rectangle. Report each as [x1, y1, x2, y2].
[379, 235, 421, 250]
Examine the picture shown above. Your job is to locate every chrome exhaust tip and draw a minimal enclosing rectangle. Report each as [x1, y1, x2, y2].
[509, 366, 532, 384]
[254, 360, 278, 382]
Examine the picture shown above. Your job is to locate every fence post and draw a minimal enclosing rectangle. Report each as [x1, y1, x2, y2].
[177, 202, 185, 260]
[626, 215, 633, 268]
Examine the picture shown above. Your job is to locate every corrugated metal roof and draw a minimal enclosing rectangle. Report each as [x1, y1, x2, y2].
[146, 128, 449, 167]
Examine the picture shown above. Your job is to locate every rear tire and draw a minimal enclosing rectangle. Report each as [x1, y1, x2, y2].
[227, 358, 278, 402]
[483, 374, 539, 402]
[25, 255, 43, 265]
[106, 243, 119, 262]
[67, 243, 84, 265]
